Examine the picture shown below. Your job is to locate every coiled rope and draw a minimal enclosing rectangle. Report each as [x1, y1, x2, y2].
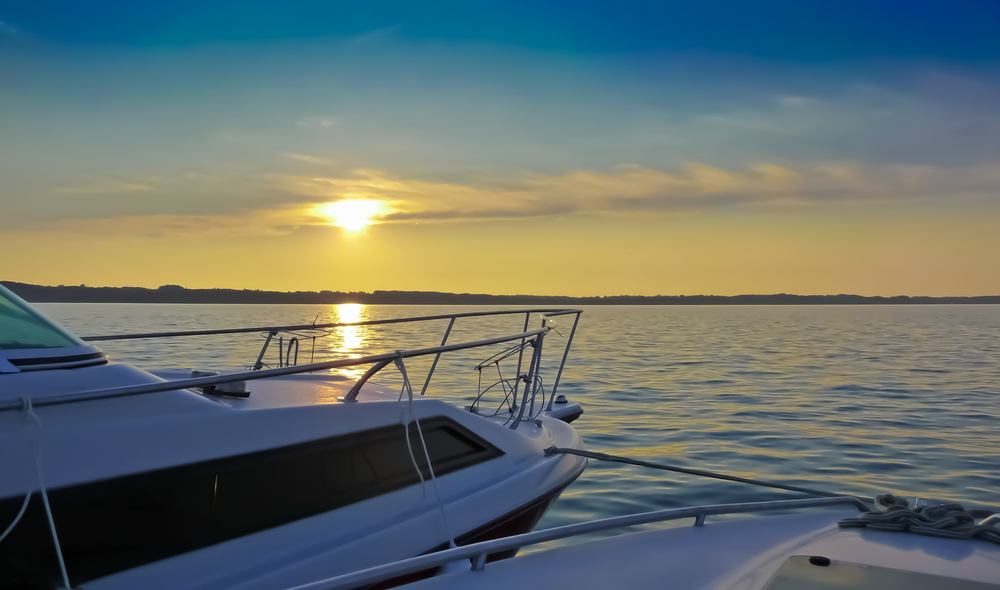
[839, 494, 1000, 545]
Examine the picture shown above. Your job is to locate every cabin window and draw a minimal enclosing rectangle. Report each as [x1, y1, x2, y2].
[0, 416, 502, 588]
[0, 285, 82, 351]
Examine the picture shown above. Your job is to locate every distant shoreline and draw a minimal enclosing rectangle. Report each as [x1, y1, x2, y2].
[4, 281, 999, 305]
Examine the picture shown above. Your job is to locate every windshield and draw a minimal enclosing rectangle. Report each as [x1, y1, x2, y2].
[0, 284, 84, 350]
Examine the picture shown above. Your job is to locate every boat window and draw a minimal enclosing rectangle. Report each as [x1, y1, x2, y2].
[0, 416, 503, 589]
[0, 285, 82, 351]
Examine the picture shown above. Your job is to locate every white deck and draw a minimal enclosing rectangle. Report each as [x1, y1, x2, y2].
[409, 509, 1000, 590]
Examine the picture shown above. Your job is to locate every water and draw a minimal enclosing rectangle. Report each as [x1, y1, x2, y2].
[39, 303, 1000, 536]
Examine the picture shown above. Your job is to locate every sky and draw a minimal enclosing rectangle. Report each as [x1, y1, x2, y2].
[2, 1, 999, 296]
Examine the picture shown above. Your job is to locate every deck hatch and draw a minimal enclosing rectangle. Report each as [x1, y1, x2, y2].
[763, 555, 1000, 590]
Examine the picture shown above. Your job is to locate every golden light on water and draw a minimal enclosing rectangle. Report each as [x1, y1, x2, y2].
[335, 303, 366, 378]
[337, 303, 364, 351]
[315, 199, 384, 231]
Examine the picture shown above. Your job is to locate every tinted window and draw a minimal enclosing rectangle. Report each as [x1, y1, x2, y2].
[0, 417, 502, 588]
[0, 285, 82, 351]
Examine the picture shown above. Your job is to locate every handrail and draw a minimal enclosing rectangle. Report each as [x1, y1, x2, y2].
[284, 496, 869, 590]
[79, 308, 583, 341]
[61, 308, 583, 414]
[342, 359, 395, 402]
[0, 327, 551, 412]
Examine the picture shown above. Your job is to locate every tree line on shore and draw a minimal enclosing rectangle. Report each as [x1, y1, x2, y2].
[4, 281, 998, 305]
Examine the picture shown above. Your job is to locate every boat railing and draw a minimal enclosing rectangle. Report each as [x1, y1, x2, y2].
[283, 496, 869, 590]
[4, 309, 582, 428]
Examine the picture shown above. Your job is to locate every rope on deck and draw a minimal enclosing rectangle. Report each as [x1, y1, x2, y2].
[839, 494, 1000, 545]
[544, 447, 1000, 546]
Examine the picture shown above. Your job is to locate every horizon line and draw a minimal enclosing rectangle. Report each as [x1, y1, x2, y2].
[4, 281, 999, 303]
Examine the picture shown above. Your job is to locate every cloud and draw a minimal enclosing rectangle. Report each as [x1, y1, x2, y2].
[42, 207, 317, 239]
[282, 153, 347, 167]
[343, 25, 401, 47]
[270, 160, 1000, 224]
[778, 95, 816, 108]
[0, 21, 15, 34]
[21, 158, 1000, 237]
[53, 179, 154, 195]
[296, 115, 340, 129]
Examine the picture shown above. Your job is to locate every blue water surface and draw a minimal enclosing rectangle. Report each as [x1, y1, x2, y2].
[39, 304, 1000, 537]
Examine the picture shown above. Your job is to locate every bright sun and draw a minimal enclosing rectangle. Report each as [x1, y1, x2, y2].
[315, 199, 383, 231]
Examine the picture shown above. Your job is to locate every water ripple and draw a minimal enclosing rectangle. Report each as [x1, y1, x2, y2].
[39, 303, 1000, 532]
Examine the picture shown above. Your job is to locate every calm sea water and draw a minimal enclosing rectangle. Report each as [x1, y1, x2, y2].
[39, 303, 1000, 535]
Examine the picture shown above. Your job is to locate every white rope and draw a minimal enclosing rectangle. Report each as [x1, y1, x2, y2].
[19, 397, 72, 589]
[0, 488, 30, 544]
[399, 399, 425, 489]
[393, 353, 456, 549]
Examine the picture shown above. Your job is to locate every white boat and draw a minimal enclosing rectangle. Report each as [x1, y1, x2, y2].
[274, 399, 1000, 589]
[0, 284, 588, 590]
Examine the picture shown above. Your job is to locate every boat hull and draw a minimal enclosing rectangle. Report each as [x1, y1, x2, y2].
[372, 463, 584, 589]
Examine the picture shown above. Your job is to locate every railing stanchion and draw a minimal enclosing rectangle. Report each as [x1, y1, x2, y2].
[511, 330, 544, 430]
[547, 311, 580, 411]
[528, 317, 548, 417]
[420, 317, 456, 396]
[253, 331, 277, 371]
[509, 312, 531, 413]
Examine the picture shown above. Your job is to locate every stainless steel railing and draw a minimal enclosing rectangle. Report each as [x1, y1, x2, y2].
[79, 308, 583, 342]
[284, 496, 869, 590]
[3, 309, 582, 421]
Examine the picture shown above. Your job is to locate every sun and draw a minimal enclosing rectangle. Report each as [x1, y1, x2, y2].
[315, 199, 384, 231]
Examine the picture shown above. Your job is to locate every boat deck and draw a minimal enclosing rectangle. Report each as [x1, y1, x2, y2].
[409, 509, 1000, 590]
[151, 368, 400, 408]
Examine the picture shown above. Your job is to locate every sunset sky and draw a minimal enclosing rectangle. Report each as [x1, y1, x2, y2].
[2, 1, 999, 296]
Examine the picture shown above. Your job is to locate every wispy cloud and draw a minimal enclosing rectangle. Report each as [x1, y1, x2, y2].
[272, 160, 1000, 224]
[295, 115, 340, 129]
[283, 153, 339, 166]
[42, 207, 317, 239]
[778, 95, 817, 108]
[26, 157, 1000, 237]
[343, 25, 401, 47]
[53, 179, 154, 195]
[0, 20, 15, 35]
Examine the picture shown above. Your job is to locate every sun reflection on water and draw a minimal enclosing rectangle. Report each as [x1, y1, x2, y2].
[335, 303, 366, 378]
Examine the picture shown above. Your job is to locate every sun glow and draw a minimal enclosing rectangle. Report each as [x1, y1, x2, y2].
[315, 199, 384, 231]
